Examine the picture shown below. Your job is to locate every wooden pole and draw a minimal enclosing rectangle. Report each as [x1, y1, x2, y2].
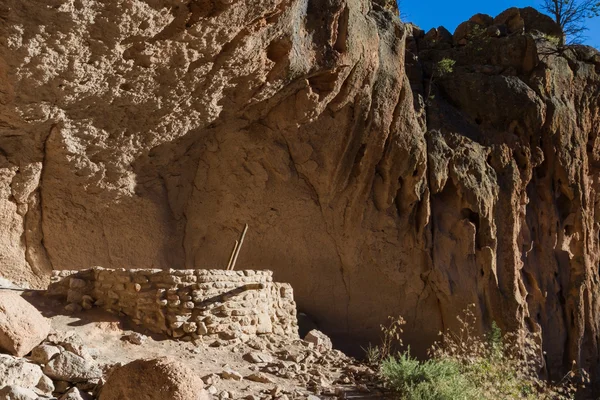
[226, 240, 239, 270]
[229, 224, 248, 271]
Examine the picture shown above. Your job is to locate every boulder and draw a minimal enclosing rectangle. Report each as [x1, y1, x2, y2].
[453, 21, 481, 45]
[0, 386, 38, 400]
[43, 351, 102, 383]
[304, 330, 333, 352]
[422, 27, 453, 48]
[0, 291, 50, 357]
[99, 357, 209, 400]
[494, 7, 525, 34]
[0, 354, 53, 396]
[519, 6, 563, 37]
[469, 13, 493, 27]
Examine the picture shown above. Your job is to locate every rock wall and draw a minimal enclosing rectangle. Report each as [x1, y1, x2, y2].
[1, 0, 600, 383]
[48, 268, 298, 341]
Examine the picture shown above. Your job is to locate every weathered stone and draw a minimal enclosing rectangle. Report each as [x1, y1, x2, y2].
[469, 13, 493, 27]
[220, 369, 243, 381]
[493, 7, 525, 33]
[245, 372, 275, 384]
[122, 332, 147, 345]
[43, 351, 102, 383]
[0, 355, 52, 396]
[29, 344, 61, 365]
[99, 358, 209, 400]
[59, 387, 92, 400]
[0, 291, 50, 357]
[304, 330, 333, 353]
[243, 351, 274, 364]
[0, 386, 38, 400]
[46, 332, 92, 361]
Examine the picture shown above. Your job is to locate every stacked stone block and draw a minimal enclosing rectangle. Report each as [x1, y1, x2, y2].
[49, 268, 298, 342]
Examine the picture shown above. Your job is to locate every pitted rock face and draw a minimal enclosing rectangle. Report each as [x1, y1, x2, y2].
[1, 0, 600, 384]
[99, 357, 209, 400]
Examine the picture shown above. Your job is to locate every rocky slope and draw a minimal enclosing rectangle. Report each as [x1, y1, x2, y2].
[1, 0, 599, 384]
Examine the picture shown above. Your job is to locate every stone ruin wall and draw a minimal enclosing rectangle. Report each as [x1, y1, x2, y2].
[48, 268, 298, 342]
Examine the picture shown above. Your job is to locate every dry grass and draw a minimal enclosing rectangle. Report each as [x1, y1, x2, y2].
[371, 305, 588, 400]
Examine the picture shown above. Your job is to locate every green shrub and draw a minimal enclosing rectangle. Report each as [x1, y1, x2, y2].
[381, 351, 481, 400]
[373, 306, 586, 400]
[434, 58, 456, 77]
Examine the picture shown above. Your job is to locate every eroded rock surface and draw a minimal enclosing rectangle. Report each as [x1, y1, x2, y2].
[1, 0, 599, 384]
[0, 291, 50, 356]
[99, 357, 208, 400]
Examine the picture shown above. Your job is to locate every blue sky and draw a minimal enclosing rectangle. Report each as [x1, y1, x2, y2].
[398, 0, 600, 47]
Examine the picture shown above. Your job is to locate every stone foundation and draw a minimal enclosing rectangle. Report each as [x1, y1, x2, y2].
[48, 268, 298, 341]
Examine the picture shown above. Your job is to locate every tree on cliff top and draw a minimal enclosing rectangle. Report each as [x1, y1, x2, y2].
[540, 0, 600, 44]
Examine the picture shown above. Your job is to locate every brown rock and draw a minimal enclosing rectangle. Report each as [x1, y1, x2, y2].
[519, 6, 563, 37]
[29, 344, 61, 365]
[494, 7, 525, 34]
[0, 291, 50, 357]
[243, 351, 274, 364]
[453, 21, 481, 45]
[245, 372, 275, 384]
[0, 0, 600, 386]
[43, 351, 102, 383]
[469, 13, 493, 27]
[304, 330, 333, 353]
[99, 358, 209, 400]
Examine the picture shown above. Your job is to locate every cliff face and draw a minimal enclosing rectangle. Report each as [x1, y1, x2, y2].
[0, 0, 599, 379]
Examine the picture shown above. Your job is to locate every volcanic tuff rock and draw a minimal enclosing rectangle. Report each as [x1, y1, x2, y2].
[1, 0, 599, 384]
[0, 291, 50, 356]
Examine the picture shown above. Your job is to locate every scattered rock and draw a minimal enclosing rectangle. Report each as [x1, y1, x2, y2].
[121, 332, 146, 345]
[243, 351, 274, 364]
[0, 354, 53, 396]
[29, 344, 61, 365]
[220, 368, 243, 381]
[46, 332, 93, 361]
[99, 357, 209, 400]
[206, 385, 218, 395]
[0, 385, 38, 400]
[304, 330, 332, 353]
[36, 374, 55, 395]
[43, 351, 102, 383]
[245, 372, 275, 384]
[0, 291, 51, 357]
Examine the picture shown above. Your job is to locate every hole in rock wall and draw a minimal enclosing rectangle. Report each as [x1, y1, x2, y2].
[266, 38, 292, 64]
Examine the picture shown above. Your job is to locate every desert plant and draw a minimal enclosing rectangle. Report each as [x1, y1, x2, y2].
[364, 315, 406, 366]
[426, 58, 455, 103]
[381, 351, 480, 400]
[377, 305, 587, 400]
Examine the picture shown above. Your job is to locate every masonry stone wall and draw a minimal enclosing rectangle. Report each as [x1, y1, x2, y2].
[48, 268, 298, 342]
